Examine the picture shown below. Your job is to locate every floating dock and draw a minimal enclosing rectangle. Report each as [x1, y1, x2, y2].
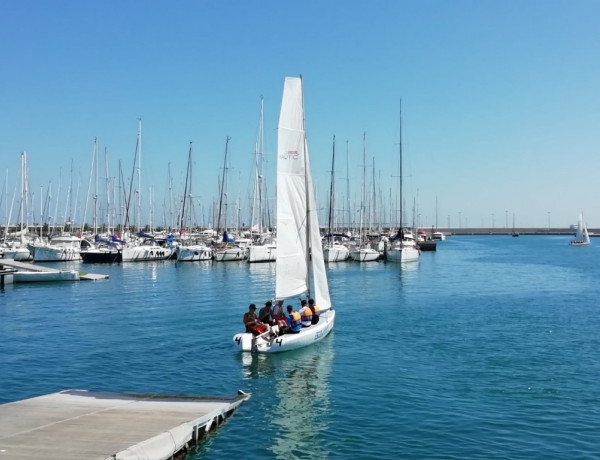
[0, 389, 250, 459]
[0, 259, 108, 283]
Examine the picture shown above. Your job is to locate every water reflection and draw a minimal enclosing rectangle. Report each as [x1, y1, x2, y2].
[239, 337, 335, 459]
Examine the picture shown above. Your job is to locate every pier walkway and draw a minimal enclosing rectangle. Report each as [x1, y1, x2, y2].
[0, 389, 250, 459]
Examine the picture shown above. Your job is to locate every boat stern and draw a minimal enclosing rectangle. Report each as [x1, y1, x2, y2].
[233, 332, 254, 351]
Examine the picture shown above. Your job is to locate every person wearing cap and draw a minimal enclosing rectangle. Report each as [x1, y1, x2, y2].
[308, 298, 320, 325]
[258, 301, 274, 326]
[286, 305, 302, 333]
[243, 304, 266, 336]
[299, 299, 312, 327]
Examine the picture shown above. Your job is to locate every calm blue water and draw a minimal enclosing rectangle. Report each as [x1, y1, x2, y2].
[1, 235, 600, 459]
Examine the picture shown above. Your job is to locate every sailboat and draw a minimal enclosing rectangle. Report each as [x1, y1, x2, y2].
[511, 212, 520, 237]
[247, 97, 277, 263]
[570, 212, 590, 246]
[349, 133, 379, 262]
[323, 136, 349, 262]
[386, 100, 420, 263]
[175, 142, 213, 261]
[233, 76, 335, 353]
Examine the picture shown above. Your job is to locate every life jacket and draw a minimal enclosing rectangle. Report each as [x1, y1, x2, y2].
[300, 307, 312, 326]
[288, 311, 302, 331]
[310, 305, 320, 316]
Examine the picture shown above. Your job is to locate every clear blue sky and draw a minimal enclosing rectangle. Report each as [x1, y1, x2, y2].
[1, 0, 599, 229]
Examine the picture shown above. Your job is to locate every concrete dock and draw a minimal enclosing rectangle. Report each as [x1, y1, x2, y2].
[0, 389, 250, 459]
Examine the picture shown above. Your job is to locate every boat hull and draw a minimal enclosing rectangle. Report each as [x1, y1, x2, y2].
[246, 245, 276, 263]
[214, 249, 246, 261]
[81, 249, 122, 263]
[121, 246, 174, 262]
[349, 248, 379, 262]
[33, 247, 81, 262]
[176, 246, 213, 261]
[233, 309, 335, 353]
[1, 247, 32, 261]
[324, 245, 349, 262]
[386, 246, 420, 262]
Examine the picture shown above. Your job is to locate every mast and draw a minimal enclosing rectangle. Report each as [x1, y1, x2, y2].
[93, 139, 98, 235]
[216, 137, 230, 238]
[20, 152, 26, 241]
[137, 118, 142, 232]
[346, 140, 350, 235]
[301, 76, 312, 298]
[105, 147, 111, 234]
[327, 135, 336, 243]
[359, 133, 366, 246]
[258, 97, 264, 235]
[180, 142, 192, 232]
[399, 100, 403, 237]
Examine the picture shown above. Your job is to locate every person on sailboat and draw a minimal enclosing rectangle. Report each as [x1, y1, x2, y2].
[308, 298, 320, 325]
[299, 300, 312, 327]
[286, 305, 302, 334]
[259, 301, 274, 326]
[243, 304, 268, 336]
[273, 300, 288, 332]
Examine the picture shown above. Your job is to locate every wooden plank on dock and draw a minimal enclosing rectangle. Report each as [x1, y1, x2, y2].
[0, 389, 250, 460]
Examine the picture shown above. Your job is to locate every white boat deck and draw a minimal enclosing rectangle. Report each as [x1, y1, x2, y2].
[0, 389, 250, 460]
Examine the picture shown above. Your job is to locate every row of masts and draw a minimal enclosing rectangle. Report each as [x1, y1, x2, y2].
[2, 106, 428, 240]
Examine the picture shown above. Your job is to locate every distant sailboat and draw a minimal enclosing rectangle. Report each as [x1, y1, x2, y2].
[569, 213, 590, 246]
[323, 136, 349, 262]
[386, 100, 420, 263]
[511, 213, 520, 237]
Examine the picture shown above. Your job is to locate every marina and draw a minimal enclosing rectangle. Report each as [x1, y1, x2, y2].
[1, 235, 599, 458]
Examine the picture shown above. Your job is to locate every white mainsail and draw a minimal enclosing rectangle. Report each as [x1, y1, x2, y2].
[275, 77, 331, 311]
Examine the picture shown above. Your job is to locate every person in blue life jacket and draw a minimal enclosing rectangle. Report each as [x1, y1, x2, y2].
[308, 298, 320, 325]
[286, 305, 302, 333]
[299, 299, 312, 327]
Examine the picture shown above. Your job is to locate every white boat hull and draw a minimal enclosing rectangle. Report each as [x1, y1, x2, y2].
[2, 247, 32, 261]
[121, 245, 174, 262]
[246, 245, 276, 263]
[176, 245, 213, 261]
[233, 309, 335, 353]
[214, 248, 246, 261]
[386, 246, 420, 263]
[324, 245, 349, 262]
[33, 246, 81, 262]
[349, 248, 379, 262]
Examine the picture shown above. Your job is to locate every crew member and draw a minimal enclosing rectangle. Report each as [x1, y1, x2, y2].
[286, 305, 302, 333]
[308, 298, 320, 325]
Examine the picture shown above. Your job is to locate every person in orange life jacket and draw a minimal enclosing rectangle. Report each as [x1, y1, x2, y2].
[258, 301, 274, 326]
[286, 305, 302, 333]
[243, 304, 268, 336]
[308, 298, 320, 325]
[299, 299, 312, 327]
